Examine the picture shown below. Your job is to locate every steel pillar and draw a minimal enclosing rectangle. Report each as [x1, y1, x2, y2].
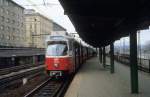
[102, 47, 106, 68]
[78, 45, 81, 65]
[32, 55, 37, 65]
[110, 43, 114, 73]
[130, 32, 139, 93]
[11, 56, 16, 66]
[81, 46, 83, 64]
[99, 48, 102, 63]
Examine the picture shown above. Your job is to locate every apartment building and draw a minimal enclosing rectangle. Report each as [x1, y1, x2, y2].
[0, 0, 26, 47]
[51, 22, 67, 36]
[25, 9, 53, 48]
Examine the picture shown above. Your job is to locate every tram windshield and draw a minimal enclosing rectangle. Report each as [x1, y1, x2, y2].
[46, 41, 68, 56]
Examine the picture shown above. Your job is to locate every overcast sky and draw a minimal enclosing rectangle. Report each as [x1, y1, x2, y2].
[13, 0, 150, 44]
[115, 29, 150, 45]
[13, 0, 75, 33]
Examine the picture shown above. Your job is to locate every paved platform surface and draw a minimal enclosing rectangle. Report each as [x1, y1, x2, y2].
[64, 57, 150, 97]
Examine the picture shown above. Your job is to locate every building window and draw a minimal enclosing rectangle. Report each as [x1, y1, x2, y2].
[12, 20, 15, 24]
[21, 23, 23, 27]
[0, 16, 2, 21]
[6, 18, 10, 23]
[5, 0, 8, 6]
[1, 16, 4, 22]
[34, 18, 37, 21]
[0, 0, 4, 5]
[16, 29, 19, 33]
[3, 35, 5, 39]
[8, 36, 10, 40]
[21, 16, 23, 20]
[0, 25, 4, 30]
[12, 28, 15, 32]
[15, 7, 18, 11]
[11, 12, 13, 16]
[12, 35, 14, 40]
[34, 24, 37, 32]
[30, 24, 32, 30]
[0, 34, 2, 39]
[6, 35, 9, 40]
[6, 26, 10, 31]
[0, 7, 4, 13]
[6, 10, 9, 15]
[16, 37, 19, 41]
[1, 34, 4, 39]
[8, 1, 11, 6]
[12, 12, 15, 16]
[17, 21, 20, 26]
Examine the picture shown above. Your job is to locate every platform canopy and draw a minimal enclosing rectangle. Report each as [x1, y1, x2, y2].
[59, 0, 150, 47]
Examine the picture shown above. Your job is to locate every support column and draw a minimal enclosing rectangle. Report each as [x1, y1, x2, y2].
[11, 55, 16, 66]
[99, 48, 102, 63]
[81, 46, 83, 64]
[110, 43, 114, 73]
[11, 56, 16, 66]
[87, 48, 89, 59]
[78, 46, 81, 65]
[96, 48, 97, 54]
[102, 47, 106, 68]
[32, 55, 37, 65]
[130, 31, 139, 93]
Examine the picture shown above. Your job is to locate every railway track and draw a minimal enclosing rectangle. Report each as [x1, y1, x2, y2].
[0, 65, 45, 90]
[24, 77, 70, 97]
[0, 63, 44, 76]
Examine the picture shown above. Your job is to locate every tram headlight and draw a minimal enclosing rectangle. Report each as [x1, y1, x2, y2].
[54, 63, 59, 67]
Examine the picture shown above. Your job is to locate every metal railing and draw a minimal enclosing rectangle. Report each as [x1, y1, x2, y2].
[114, 54, 150, 73]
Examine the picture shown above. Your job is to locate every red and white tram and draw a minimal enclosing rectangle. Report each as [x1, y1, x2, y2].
[45, 35, 96, 77]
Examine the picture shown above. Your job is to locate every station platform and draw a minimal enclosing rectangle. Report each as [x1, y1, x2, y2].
[64, 57, 150, 97]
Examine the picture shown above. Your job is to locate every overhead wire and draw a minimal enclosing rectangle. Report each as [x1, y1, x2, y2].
[23, 3, 58, 6]
[23, 0, 58, 7]
[26, 0, 43, 12]
[43, 0, 46, 6]
[24, 0, 59, 17]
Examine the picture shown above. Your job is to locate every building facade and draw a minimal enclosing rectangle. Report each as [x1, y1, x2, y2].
[25, 9, 53, 48]
[52, 22, 67, 36]
[0, 0, 26, 47]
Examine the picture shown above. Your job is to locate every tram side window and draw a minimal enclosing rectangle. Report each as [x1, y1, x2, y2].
[69, 41, 73, 50]
[75, 46, 79, 56]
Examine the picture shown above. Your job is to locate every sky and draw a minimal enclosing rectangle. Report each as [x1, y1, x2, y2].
[13, 0, 76, 33]
[115, 29, 150, 45]
[13, 0, 150, 45]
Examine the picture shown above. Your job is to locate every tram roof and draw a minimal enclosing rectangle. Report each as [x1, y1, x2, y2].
[46, 35, 73, 41]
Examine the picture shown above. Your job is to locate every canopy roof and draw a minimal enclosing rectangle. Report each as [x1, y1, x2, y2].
[59, 0, 150, 47]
